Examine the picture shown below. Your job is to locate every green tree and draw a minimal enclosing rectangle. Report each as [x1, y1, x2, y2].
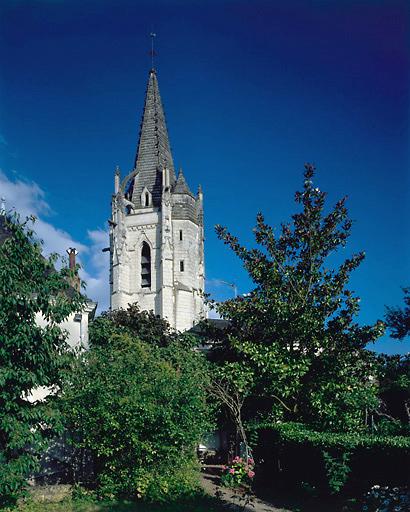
[209, 164, 384, 433]
[89, 303, 175, 348]
[61, 305, 212, 501]
[386, 287, 410, 340]
[0, 215, 85, 507]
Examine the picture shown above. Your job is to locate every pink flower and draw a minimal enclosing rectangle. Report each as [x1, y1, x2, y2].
[222, 465, 227, 471]
[248, 458, 254, 465]
[229, 468, 235, 474]
[248, 470, 255, 479]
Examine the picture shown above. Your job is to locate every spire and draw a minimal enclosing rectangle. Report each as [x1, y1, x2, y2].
[173, 168, 193, 196]
[131, 69, 175, 208]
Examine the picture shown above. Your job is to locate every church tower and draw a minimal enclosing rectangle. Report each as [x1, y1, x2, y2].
[109, 69, 205, 331]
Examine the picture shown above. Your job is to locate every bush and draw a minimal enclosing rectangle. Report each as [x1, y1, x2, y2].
[60, 326, 212, 502]
[360, 485, 410, 512]
[252, 422, 410, 496]
[220, 456, 255, 489]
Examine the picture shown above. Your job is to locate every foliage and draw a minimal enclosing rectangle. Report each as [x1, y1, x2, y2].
[360, 485, 410, 512]
[375, 354, 410, 433]
[321, 449, 352, 494]
[256, 422, 410, 450]
[60, 308, 212, 502]
[207, 164, 384, 434]
[0, 215, 85, 507]
[220, 456, 255, 489]
[385, 287, 410, 340]
[207, 362, 254, 457]
[253, 422, 410, 496]
[89, 304, 174, 349]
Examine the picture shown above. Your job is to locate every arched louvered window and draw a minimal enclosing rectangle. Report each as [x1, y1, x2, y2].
[141, 242, 151, 289]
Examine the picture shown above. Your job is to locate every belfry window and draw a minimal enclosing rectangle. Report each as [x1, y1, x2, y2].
[145, 191, 150, 207]
[179, 229, 183, 241]
[180, 260, 184, 272]
[141, 242, 151, 288]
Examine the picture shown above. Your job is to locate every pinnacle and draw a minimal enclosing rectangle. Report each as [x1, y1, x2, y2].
[173, 169, 194, 196]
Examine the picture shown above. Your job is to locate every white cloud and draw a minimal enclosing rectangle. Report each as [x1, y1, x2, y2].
[80, 229, 110, 312]
[0, 169, 109, 311]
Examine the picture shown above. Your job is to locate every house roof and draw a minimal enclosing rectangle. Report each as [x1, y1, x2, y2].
[131, 69, 176, 208]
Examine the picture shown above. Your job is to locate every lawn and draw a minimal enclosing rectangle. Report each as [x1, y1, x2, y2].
[12, 496, 226, 512]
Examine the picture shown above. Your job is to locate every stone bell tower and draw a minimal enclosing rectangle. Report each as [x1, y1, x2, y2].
[109, 69, 205, 331]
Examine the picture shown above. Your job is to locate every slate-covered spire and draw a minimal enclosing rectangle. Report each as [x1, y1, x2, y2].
[131, 69, 175, 208]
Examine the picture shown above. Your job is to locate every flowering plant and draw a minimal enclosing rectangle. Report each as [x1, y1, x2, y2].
[220, 456, 255, 489]
[361, 485, 410, 512]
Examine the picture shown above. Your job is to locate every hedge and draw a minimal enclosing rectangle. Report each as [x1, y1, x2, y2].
[251, 422, 410, 495]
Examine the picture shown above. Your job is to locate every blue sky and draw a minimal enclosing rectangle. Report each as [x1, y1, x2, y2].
[0, 0, 408, 354]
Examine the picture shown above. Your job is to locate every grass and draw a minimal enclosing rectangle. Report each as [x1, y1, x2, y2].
[12, 495, 226, 512]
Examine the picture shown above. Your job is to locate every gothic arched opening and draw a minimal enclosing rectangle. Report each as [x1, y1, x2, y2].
[141, 242, 151, 289]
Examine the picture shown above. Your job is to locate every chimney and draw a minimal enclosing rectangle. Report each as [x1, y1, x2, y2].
[66, 247, 81, 292]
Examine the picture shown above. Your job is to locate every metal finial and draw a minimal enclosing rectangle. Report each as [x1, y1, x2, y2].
[150, 32, 157, 70]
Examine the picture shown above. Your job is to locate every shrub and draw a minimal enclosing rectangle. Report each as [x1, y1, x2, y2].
[252, 422, 410, 495]
[360, 485, 410, 512]
[60, 325, 212, 502]
[220, 456, 255, 489]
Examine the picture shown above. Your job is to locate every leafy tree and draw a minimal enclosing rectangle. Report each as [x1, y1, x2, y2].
[61, 305, 212, 501]
[208, 164, 384, 434]
[89, 303, 175, 348]
[0, 215, 85, 507]
[385, 287, 410, 340]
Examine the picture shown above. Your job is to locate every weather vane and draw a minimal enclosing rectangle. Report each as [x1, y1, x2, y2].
[150, 32, 157, 70]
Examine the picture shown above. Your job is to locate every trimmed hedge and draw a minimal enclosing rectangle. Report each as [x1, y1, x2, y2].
[251, 422, 410, 495]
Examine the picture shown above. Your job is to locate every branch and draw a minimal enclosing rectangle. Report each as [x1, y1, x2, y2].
[271, 394, 293, 413]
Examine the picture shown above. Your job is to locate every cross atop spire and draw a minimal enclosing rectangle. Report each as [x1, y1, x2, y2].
[131, 69, 176, 208]
[150, 32, 156, 70]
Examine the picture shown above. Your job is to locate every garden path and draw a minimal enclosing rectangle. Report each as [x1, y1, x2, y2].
[200, 466, 292, 512]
